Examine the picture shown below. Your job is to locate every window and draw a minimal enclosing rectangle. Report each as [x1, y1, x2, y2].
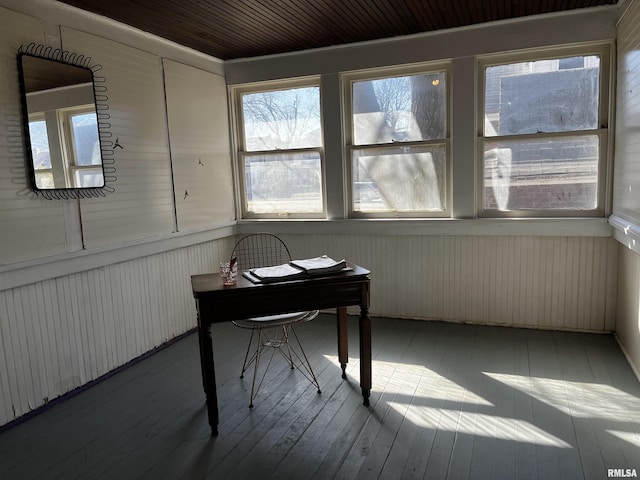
[27, 113, 54, 189]
[28, 105, 102, 189]
[64, 107, 103, 187]
[479, 45, 610, 216]
[233, 79, 324, 218]
[343, 64, 450, 217]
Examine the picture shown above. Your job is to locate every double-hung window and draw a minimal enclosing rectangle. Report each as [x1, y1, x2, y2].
[478, 44, 611, 217]
[63, 106, 103, 187]
[233, 78, 324, 218]
[343, 64, 450, 217]
[28, 105, 102, 189]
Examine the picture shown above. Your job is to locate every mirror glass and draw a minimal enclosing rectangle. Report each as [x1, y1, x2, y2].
[18, 54, 104, 190]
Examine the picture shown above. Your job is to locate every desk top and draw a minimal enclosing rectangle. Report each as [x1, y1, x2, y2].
[191, 263, 370, 296]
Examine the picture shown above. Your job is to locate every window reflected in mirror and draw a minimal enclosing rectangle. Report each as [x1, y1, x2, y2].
[18, 54, 105, 190]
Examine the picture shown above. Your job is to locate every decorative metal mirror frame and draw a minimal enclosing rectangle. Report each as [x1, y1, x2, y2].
[17, 42, 116, 200]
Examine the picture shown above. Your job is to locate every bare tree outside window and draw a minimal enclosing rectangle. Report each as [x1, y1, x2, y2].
[242, 87, 321, 151]
[238, 85, 323, 216]
[350, 71, 447, 213]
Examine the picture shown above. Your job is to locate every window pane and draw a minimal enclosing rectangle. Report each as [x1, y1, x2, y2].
[73, 168, 104, 188]
[484, 56, 599, 137]
[244, 151, 323, 214]
[352, 72, 446, 145]
[71, 112, 102, 166]
[483, 136, 599, 211]
[35, 171, 53, 189]
[28, 119, 52, 169]
[352, 144, 446, 212]
[242, 87, 321, 151]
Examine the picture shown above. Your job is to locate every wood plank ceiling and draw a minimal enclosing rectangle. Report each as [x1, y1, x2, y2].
[57, 0, 618, 60]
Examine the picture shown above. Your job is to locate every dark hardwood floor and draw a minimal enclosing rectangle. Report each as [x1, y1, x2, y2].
[0, 315, 638, 479]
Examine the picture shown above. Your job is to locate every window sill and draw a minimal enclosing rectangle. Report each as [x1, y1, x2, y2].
[237, 217, 612, 237]
[609, 215, 640, 255]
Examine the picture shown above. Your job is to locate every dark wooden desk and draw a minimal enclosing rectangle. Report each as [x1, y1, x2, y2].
[191, 264, 372, 436]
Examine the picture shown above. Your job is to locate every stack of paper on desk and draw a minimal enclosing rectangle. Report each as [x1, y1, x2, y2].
[247, 255, 347, 283]
[289, 255, 347, 275]
[249, 263, 306, 281]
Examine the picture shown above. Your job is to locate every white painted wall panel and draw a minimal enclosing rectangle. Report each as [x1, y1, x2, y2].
[616, 245, 640, 378]
[60, 27, 176, 248]
[0, 236, 233, 426]
[0, 7, 67, 264]
[163, 59, 234, 231]
[614, 0, 640, 380]
[280, 234, 617, 331]
[614, 0, 640, 228]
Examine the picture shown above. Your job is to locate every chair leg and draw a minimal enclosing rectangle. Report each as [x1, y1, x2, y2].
[240, 328, 256, 379]
[242, 324, 322, 407]
[282, 325, 295, 370]
[248, 328, 263, 408]
[248, 328, 278, 408]
[288, 326, 322, 394]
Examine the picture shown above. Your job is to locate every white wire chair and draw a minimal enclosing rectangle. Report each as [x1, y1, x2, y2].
[230, 233, 321, 408]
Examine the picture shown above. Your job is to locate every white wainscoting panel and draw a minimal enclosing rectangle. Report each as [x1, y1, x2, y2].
[0, 7, 68, 265]
[616, 244, 640, 379]
[163, 59, 235, 231]
[281, 234, 618, 331]
[60, 27, 176, 248]
[0, 237, 233, 427]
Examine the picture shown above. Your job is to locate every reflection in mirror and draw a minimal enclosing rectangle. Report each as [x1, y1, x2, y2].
[18, 54, 105, 190]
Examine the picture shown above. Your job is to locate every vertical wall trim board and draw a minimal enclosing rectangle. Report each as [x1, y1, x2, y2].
[160, 58, 179, 233]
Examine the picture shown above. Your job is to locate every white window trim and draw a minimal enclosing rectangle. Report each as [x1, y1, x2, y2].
[342, 61, 452, 218]
[230, 76, 326, 219]
[60, 105, 104, 188]
[476, 42, 613, 218]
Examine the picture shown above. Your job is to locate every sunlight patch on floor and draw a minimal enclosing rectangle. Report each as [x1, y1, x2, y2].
[485, 373, 640, 418]
[388, 402, 572, 448]
[607, 429, 640, 448]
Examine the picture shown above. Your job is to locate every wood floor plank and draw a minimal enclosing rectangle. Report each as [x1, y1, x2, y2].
[0, 317, 638, 480]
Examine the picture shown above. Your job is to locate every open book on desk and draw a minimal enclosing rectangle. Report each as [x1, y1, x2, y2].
[244, 256, 348, 283]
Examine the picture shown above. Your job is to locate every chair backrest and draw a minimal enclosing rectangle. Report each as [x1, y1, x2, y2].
[231, 233, 292, 271]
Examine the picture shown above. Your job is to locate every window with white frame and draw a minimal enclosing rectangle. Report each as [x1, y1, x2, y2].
[28, 105, 102, 189]
[343, 64, 450, 217]
[64, 107, 103, 187]
[478, 44, 611, 217]
[233, 78, 324, 218]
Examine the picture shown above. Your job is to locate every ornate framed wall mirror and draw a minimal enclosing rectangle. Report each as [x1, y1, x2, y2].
[16, 44, 114, 199]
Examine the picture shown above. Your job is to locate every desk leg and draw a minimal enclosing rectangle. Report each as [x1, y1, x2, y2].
[359, 306, 371, 406]
[337, 307, 348, 378]
[197, 312, 219, 436]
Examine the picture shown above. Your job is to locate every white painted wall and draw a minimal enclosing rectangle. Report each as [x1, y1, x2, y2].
[62, 26, 176, 247]
[277, 233, 618, 331]
[0, 1, 235, 426]
[617, 246, 640, 378]
[164, 59, 235, 231]
[0, 8, 68, 263]
[613, 0, 640, 377]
